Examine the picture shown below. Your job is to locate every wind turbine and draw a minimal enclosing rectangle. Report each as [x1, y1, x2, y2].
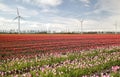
[114, 21, 117, 34]
[80, 19, 84, 34]
[14, 8, 23, 34]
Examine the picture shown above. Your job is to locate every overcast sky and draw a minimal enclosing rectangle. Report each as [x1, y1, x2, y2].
[0, 0, 120, 32]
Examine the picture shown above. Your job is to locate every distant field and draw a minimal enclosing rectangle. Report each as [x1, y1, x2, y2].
[0, 34, 120, 60]
[0, 34, 120, 77]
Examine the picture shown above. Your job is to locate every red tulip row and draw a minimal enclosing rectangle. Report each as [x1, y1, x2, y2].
[0, 34, 120, 60]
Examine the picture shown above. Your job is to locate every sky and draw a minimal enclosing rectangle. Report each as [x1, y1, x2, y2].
[0, 0, 120, 32]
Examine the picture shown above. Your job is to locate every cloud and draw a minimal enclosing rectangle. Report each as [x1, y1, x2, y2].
[23, 9, 39, 16]
[52, 16, 79, 25]
[85, 14, 120, 32]
[87, 0, 120, 32]
[0, 13, 120, 32]
[0, 17, 11, 23]
[95, 0, 120, 14]
[40, 7, 58, 13]
[17, 0, 62, 14]
[0, 17, 16, 30]
[36, 0, 62, 7]
[80, 0, 90, 4]
[14, 6, 39, 18]
[0, 3, 14, 12]
[79, 0, 90, 7]
[85, 0, 120, 20]
[0, 17, 42, 30]
[0, 3, 39, 19]
[21, 0, 63, 7]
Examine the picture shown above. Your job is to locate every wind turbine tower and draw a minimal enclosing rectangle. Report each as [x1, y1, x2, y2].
[114, 21, 117, 34]
[14, 8, 23, 34]
[80, 19, 84, 34]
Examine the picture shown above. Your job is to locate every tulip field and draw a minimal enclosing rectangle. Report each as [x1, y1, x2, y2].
[0, 34, 120, 77]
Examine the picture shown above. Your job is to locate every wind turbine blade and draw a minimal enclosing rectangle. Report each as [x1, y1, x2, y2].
[13, 17, 18, 20]
[17, 8, 19, 16]
[20, 16, 25, 20]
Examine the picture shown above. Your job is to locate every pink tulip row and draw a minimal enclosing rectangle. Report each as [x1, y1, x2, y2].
[0, 45, 119, 76]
